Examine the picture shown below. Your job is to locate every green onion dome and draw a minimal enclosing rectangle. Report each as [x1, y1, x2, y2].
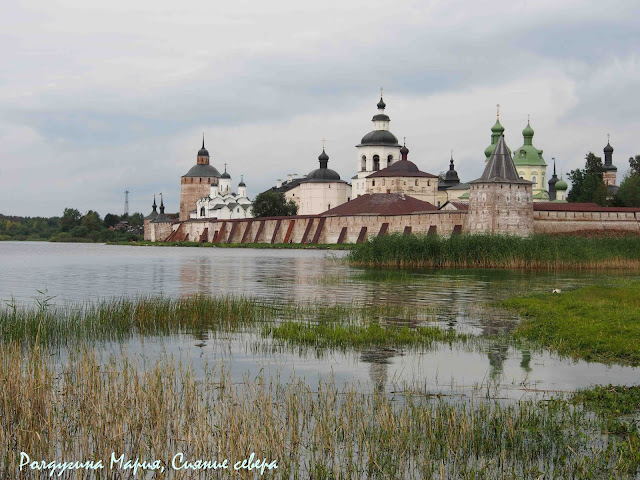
[555, 178, 568, 190]
[491, 119, 505, 134]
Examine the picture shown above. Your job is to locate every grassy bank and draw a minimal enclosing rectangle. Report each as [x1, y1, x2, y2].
[2, 344, 639, 479]
[348, 233, 640, 269]
[502, 282, 640, 365]
[108, 240, 350, 249]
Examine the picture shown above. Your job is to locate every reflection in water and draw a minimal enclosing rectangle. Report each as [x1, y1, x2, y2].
[2, 241, 640, 396]
[360, 348, 396, 393]
[520, 349, 532, 373]
[487, 342, 509, 380]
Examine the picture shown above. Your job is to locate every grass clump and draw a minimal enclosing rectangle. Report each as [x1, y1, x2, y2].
[265, 320, 467, 349]
[348, 233, 640, 269]
[502, 282, 640, 365]
[572, 385, 640, 417]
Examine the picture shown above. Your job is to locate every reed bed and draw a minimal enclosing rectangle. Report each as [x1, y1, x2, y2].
[348, 233, 640, 270]
[2, 343, 639, 479]
[0, 295, 430, 347]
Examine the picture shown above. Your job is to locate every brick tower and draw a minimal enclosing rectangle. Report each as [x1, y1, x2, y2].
[179, 137, 221, 220]
[468, 134, 534, 236]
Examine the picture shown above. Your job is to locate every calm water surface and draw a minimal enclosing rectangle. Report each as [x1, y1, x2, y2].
[2, 241, 638, 397]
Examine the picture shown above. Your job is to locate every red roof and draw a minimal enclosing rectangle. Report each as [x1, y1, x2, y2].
[367, 160, 438, 178]
[534, 202, 640, 213]
[322, 193, 437, 216]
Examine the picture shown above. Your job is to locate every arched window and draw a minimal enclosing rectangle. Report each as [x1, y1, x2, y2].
[387, 154, 393, 166]
[200, 207, 205, 217]
[373, 155, 380, 171]
[532, 175, 537, 185]
[360, 155, 366, 172]
[415, 179, 419, 186]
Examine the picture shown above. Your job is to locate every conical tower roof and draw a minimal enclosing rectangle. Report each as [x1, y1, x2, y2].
[471, 135, 532, 184]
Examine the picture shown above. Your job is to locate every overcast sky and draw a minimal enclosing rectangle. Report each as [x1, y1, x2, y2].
[1, 0, 639, 217]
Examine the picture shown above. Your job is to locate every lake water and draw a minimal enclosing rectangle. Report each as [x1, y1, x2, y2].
[2, 241, 639, 399]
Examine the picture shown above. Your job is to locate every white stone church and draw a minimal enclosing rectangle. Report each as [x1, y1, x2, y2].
[192, 166, 253, 220]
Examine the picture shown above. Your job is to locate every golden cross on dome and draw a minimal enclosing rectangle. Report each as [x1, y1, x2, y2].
[496, 104, 500, 119]
[380, 87, 383, 97]
[607, 133, 610, 143]
[322, 138, 326, 150]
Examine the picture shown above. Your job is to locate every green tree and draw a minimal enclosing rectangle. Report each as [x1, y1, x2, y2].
[60, 208, 81, 232]
[70, 225, 89, 238]
[252, 192, 298, 218]
[103, 213, 120, 228]
[567, 152, 606, 205]
[584, 152, 603, 173]
[629, 155, 640, 177]
[616, 175, 640, 207]
[80, 210, 101, 231]
[128, 212, 144, 227]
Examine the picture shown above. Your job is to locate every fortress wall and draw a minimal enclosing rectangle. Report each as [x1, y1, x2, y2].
[533, 210, 640, 234]
[152, 209, 639, 243]
[150, 222, 173, 242]
[320, 212, 467, 243]
[159, 212, 469, 244]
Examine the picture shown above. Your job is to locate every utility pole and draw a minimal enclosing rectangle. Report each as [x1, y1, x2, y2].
[124, 190, 129, 216]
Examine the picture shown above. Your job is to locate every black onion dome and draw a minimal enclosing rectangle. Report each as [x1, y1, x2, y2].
[183, 164, 221, 177]
[221, 171, 231, 179]
[305, 168, 342, 182]
[377, 97, 386, 109]
[400, 144, 409, 155]
[445, 166, 459, 182]
[358, 130, 400, 146]
[198, 138, 209, 157]
[238, 180, 246, 187]
[604, 142, 614, 153]
[318, 149, 329, 161]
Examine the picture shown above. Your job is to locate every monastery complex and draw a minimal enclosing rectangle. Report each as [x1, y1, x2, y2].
[145, 95, 640, 243]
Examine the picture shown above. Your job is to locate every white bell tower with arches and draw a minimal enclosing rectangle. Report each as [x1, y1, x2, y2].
[353, 92, 402, 196]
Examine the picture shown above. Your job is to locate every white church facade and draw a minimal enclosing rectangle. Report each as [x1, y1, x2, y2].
[192, 167, 253, 220]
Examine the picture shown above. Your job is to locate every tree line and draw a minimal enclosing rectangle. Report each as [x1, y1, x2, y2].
[0, 208, 145, 242]
[568, 154, 640, 206]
